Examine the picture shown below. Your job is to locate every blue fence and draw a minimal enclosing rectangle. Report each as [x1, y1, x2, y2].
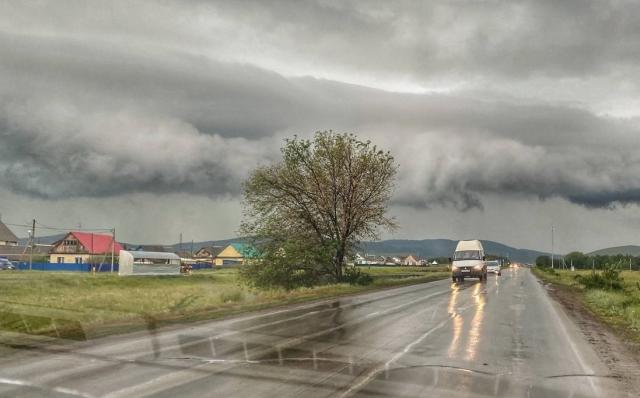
[14, 262, 119, 272]
[190, 263, 213, 270]
[14, 262, 218, 272]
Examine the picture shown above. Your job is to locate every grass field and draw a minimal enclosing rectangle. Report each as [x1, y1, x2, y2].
[0, 266, 448, 340]
[533, 268, 640, 341]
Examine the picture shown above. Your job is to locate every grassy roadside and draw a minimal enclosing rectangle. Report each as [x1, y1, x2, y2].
[533, 267, 640, 343]
[0, 266, 448, 341]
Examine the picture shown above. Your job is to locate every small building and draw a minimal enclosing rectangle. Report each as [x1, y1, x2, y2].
[0, 220, 18, 246]
[194, 246, 224, 260]
[126, 244, 173, 252]
[214, 243, 259, 266]
[400, 254, 420, 266]
[49, 231, 123, 264]
[118, 250, 181, 276]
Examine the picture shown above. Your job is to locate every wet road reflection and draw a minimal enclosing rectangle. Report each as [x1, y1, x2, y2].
[466, 282, 486, 361]
[446, 284, 462, 359]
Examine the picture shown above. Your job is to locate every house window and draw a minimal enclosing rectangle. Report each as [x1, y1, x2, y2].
[57, 257, 64, 263]
[75, 257, 83, 264]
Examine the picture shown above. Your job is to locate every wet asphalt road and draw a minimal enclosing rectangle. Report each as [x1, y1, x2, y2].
[0, 268, 634, 397]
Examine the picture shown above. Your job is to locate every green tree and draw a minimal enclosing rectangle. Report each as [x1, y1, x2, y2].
[241, 131, 397, 288]
[536, 255, 551, 268]
[565, 251, 588, 268]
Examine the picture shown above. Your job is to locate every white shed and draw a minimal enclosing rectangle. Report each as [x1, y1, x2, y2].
[118, 250, 181, 276]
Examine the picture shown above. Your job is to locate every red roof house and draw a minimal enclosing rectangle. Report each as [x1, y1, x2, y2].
[49, 232, 123, 264]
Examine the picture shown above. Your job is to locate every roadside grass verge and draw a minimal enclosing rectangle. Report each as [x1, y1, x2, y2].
[533, 268, 640, 342]
[0, 266, 448, 341]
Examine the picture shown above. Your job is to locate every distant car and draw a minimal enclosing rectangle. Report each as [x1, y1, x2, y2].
[486, 260, 501, 275]
[0, 257, 16, 270]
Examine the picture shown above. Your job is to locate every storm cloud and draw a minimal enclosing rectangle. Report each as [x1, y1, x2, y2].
[1, 1, 640, 216]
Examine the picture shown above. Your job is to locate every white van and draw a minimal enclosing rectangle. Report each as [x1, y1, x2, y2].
[450, 240, 487, 282]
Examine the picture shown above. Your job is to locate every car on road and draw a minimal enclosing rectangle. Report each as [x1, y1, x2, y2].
[450, 239, 487, 282]
[486, 260, 501, 275]
[0, 257, 16, 270]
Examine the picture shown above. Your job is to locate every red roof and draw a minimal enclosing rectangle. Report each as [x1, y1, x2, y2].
[68, 232, 123, 254]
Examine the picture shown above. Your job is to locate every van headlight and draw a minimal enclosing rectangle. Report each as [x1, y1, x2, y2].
[474, 264, 483, 270]
[451, 266, 458, 271]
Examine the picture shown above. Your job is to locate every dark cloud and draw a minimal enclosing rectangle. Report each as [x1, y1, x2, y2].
[205, 0, 640, 79]
[1, 0, 639, 212]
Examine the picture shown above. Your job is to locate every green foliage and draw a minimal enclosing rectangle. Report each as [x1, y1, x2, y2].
[241, 131, 397, 289]
[564, 251, 589, 267]
[342, 266, 374, 285]
[575, 262, 624, 290]
[536, 255, 551, 267]
[538, 266, 558, 276]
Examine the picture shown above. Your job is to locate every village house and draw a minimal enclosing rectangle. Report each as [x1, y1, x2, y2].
[0, 220, 51, 261]
[125, 244, 173, 252]
[214, 243, 259, 266]
[194, 246, 224, 260]
[49, 231, 123, 264]
[354, 253, 387, 265]
[400, 254, 420, 266]
[0, 220, 18, 246]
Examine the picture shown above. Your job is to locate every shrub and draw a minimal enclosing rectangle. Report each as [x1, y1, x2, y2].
[537, 265, 558, 276]
[575, 263, 624, 290]
[342, 266, 373, 286]
[219, 290, 244, 303]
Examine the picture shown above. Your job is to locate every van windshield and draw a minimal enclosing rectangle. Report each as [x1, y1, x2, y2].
[453, 250, 481, 260]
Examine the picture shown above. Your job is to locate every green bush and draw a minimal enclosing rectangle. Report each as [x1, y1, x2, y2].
[342, 266, 373, 286]
[575, 263, 624, 290]
[537, 266, 558, 276]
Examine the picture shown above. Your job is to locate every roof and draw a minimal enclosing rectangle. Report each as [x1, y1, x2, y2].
[455, 240, 484, 251]
[128, 244, 171, 252]
[0, 221, 18, 243]
[195, 246, 224, 257]
[230, 243, 260, 258]
[58, 232, 123, 254]
[123, 250, 180, 260]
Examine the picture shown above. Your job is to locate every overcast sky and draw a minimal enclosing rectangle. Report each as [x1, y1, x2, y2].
[1, 0, 640, 253]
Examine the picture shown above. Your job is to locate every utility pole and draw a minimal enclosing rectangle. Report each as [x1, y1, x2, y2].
[111, 228, 116, 273]
[29, 219, 35, 271]
[551, 224, 555, 269]
[179, 233, 183, 255]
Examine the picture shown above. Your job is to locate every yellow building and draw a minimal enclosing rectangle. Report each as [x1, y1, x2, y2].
[214, 243, 259, 266]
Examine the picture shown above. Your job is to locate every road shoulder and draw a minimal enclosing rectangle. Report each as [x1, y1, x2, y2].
[534, 273, 640, 395]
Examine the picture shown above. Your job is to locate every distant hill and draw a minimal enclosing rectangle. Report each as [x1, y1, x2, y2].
[587, 245, 640, 256]
[18, 234, 545, 262]
[358, 239, 546, 263]
[167, 238, 250, 253]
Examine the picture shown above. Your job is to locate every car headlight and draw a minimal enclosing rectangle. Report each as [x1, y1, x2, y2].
[451, 266, 458, 271]
[474, 265, 483, 270]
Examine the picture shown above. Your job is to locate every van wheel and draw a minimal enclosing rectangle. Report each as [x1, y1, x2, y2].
[452, 276, 456, 282]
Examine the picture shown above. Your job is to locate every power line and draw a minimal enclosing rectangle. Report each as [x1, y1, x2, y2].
[35, 221, 111, 232]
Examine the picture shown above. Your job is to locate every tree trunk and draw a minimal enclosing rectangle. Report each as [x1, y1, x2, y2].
[335, 246, 344, 281]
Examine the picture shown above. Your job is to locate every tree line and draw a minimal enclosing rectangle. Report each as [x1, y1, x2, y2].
[536, 252, 639, 270]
